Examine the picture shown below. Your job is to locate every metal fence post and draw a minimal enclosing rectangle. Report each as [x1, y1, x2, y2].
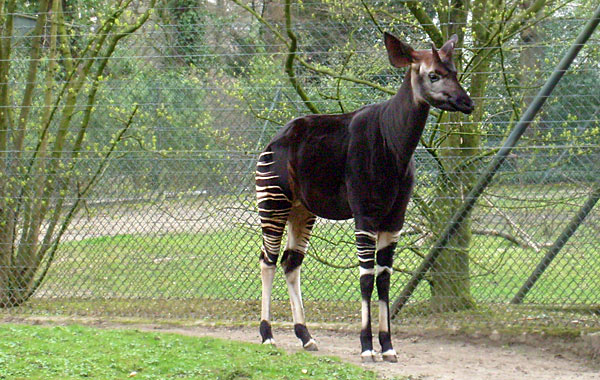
[390, 5, 600, 319]
[511, 184, 600, 304]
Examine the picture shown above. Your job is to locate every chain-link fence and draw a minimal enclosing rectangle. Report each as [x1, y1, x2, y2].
[1, 1, 599, 332]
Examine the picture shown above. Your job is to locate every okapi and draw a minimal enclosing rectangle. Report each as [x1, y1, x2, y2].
[256, 32, 474, 362]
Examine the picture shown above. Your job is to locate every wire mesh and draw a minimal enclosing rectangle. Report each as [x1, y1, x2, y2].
[0, 1, 599, 331]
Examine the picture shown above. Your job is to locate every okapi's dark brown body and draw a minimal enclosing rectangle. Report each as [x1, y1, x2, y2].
[267, 70, 429, 232]
[256, 32, 473, 361]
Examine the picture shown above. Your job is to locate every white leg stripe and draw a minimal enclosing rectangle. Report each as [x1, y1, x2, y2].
[376, 231, 400, 251]
[361, 299, 370, 329]
[356, 230, 377, 239]
[256, 173, 279, 180]
[258, 151, 274, 158]
[286, 267, 305, 325]
[256, 185, 285, 192]
[357, 256, 375, 263]
[260, 261, 276, 321]
[285, 220, 313, 253]
[359, 267, 375, 277]
[378, 299, 389, 332]
[376, 265, 393, 275]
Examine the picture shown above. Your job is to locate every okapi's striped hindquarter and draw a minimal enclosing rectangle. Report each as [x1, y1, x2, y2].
[256, 32, 474, 362]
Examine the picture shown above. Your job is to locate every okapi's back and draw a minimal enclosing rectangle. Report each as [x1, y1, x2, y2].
[259, 112, 357, 220]
[269, 112, 355, 148]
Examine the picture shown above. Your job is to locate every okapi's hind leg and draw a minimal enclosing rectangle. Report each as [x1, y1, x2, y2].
[256, 151, 292, 346]
[282, 205, 317, 351]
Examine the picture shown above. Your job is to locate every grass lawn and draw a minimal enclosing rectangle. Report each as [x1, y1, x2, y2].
[19, 184, 597, 326]
[0, 323, 391, 380]
[43, 221, 600, 306]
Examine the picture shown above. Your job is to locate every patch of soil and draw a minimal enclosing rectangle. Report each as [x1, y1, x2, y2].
[3, 316, 598, 379]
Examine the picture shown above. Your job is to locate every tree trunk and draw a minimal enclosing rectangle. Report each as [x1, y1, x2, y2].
[520, 0, 545, 138]
[429, 127, 478, 311]
[429, 52, 489, 311]
[429, 218, 474, 312]
[428, 0, 481, 312]
[0, 0, 17, 307]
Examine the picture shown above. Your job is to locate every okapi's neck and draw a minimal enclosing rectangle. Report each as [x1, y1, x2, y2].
[380, 69, 430, 168]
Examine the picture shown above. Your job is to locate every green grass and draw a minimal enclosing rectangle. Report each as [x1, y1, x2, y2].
[24, 184, 599, 328]
[0, 323, 389, 380]
[44, 222, 600, 306]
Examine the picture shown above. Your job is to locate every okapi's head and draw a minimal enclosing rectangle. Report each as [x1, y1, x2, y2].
[384, 32, 475, 114]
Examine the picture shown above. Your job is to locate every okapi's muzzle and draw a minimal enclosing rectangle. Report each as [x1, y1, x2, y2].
[449, 94, 475, 114]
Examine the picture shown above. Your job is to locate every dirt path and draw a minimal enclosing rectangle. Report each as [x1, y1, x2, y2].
[129, 324, 598, 380]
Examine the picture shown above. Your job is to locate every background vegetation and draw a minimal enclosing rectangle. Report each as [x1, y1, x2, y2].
[0, 0, 598, 330]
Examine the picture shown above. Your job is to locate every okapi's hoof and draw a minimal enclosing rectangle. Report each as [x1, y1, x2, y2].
[382, 349, 398, 363]
[303, 338, 318, 351]
[360, 350, 376, 362]
[262, 338, 276, 346]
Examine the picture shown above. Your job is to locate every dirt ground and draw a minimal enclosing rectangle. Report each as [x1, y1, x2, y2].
[127, 323, 598, 380]
[4, 316, 598, 379]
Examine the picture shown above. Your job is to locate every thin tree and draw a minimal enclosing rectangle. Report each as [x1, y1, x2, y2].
[0, 0, 157, 308]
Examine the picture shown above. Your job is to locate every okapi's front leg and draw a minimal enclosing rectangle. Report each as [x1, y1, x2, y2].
[376, 231, 399, 362]
[355, 229, 377, 362]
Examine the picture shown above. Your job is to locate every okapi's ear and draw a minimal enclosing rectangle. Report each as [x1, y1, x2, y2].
[384, 32, 416, 68]
[431, 43, 442, 64]
[439, 34, 458, 60]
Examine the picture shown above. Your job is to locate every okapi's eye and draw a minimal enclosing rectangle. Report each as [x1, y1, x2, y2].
[428, 73, 440, 83]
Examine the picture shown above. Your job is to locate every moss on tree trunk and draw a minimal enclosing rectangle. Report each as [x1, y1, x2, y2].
[429, 211, 476, 312]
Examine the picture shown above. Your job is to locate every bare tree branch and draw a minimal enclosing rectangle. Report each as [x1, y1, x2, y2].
[400, 1, 444, 47]
[483, 197, 542, 252]
[283, 0, 319, 114]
